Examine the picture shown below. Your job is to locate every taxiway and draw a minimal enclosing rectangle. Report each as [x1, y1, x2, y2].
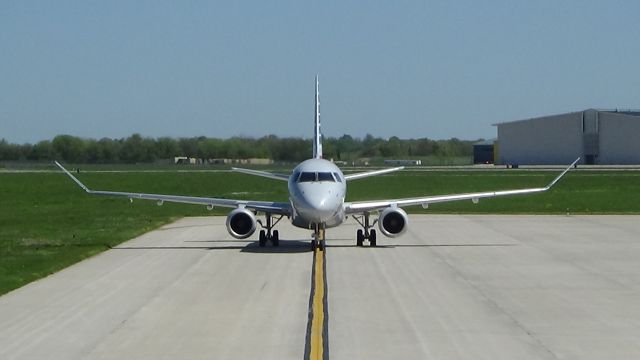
[1, 215, 640, 359]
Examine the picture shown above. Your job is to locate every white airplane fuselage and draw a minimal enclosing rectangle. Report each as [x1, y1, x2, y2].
[288, 158, 346, 229]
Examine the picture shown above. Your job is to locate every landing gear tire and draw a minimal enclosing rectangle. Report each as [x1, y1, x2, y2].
[311, 239, 317, 251]
[356, 229, 364, 247]
[369, 229, 377, 247]
[258, 212, 284, 247]
[318, 239, 325, 251]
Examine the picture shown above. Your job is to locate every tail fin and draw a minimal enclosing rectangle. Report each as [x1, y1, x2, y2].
[313, 75, 323, 159]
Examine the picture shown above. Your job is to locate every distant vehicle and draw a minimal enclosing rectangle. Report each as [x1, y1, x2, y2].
[56, 77, 579, 250]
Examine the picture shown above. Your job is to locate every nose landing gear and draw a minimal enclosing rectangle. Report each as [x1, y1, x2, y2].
[311, 224, 326, 251]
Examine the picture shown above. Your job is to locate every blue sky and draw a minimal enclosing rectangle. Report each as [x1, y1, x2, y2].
[2, 1, 639, 143]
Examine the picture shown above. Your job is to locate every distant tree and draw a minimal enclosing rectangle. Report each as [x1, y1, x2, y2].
[119, 134, 157, 163]
[0, 133, 477, 163]
[178, 137, 199, 158]
[256, 135, 280, 159]
[379, 136, 404, 157]
[226, 137, 255, 159]
[84, 140, 102, 163]
[27, 140, 53, 160]
[52, 135, 86, 162]
[196, 138, 223, 159]
[414, 138, 436, 156]
[362, 134, 384, 157]
[155, 137, 179, 159]
[335, 134, 359, 158]
[271, 138, 311, 162]
[98, 138, 121, 163]
[322, 137, 337, 159]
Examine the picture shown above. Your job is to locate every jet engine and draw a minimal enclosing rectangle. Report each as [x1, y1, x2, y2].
[226, 208, 257, 239]
[378, 207, 408, 237]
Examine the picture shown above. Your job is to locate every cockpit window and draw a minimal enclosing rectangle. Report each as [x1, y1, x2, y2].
[297, 172, 336, 182]
[317, 172, 335, 182]
[333, 172, 342, 183]
[298, 172, 316, 182]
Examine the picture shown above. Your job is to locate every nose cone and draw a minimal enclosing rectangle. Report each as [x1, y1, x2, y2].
[297, 189, 337, 223]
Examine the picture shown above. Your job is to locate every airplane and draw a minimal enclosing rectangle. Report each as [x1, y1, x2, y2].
[55, 77, 580, 251]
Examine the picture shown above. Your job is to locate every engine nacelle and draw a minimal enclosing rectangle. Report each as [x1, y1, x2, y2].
[378, 207, 408, 238]
[226, 208, 257, 239]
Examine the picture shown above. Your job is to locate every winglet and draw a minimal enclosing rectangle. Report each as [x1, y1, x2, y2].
[54, 161, 91, 192]
[545, 157, 580, 190]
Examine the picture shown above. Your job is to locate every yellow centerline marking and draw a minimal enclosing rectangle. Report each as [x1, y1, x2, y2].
[309, 229, 326, 360]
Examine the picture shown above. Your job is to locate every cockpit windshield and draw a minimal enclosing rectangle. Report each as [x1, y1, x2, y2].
[298, 172, 316, 182]
[317, 172, 335, 182]
[297, 172, 336, 182]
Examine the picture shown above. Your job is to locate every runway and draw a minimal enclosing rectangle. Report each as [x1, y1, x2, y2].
[1, 215, 640, 359]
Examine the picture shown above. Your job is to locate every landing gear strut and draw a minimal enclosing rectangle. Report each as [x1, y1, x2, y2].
[311, 224, 326, 251]
[353, 212, 377, 247]
[257, 213, 283, 247]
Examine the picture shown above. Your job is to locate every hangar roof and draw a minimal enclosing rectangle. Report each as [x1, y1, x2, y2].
[492, 108, 640, 126]
[601, 109, 640, 116]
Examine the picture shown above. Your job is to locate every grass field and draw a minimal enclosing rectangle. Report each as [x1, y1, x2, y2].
[1, 168, 639, 295]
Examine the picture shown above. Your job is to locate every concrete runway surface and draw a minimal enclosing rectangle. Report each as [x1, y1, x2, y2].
[1, 215, 640, 359]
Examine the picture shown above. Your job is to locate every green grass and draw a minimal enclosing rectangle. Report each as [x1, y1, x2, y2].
[1, 169, 639, 295]
[348, 171, 640, 214]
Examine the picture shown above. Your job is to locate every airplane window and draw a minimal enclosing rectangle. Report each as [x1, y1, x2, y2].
[333, 172, 342, 183]
[298, 172, 316, 182]
[317, 172, 335, 182]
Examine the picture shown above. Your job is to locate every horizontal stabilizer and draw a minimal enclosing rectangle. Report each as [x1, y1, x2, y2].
[344, 167, 404, 181]
[231, 168, 290, 181]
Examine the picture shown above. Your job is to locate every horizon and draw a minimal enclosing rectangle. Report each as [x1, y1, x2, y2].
[1, 132, 488, 146]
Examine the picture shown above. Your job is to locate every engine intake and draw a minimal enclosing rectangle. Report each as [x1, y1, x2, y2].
[378, 208, 408, 237]
[226, 208, 257, 239]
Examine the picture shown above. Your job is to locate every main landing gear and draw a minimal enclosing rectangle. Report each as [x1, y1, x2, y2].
[353, 212, 377, 247]
[257, 213, 283, 247]
[310, 224, 326, 252]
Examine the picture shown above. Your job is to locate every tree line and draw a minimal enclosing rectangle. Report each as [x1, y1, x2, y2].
[0, 134, 477, 164]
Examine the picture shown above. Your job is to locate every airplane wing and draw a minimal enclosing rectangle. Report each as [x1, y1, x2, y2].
[55, 161, 291, 215]
[344, 166, 405, 181]
[344, 158, 580, 214]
